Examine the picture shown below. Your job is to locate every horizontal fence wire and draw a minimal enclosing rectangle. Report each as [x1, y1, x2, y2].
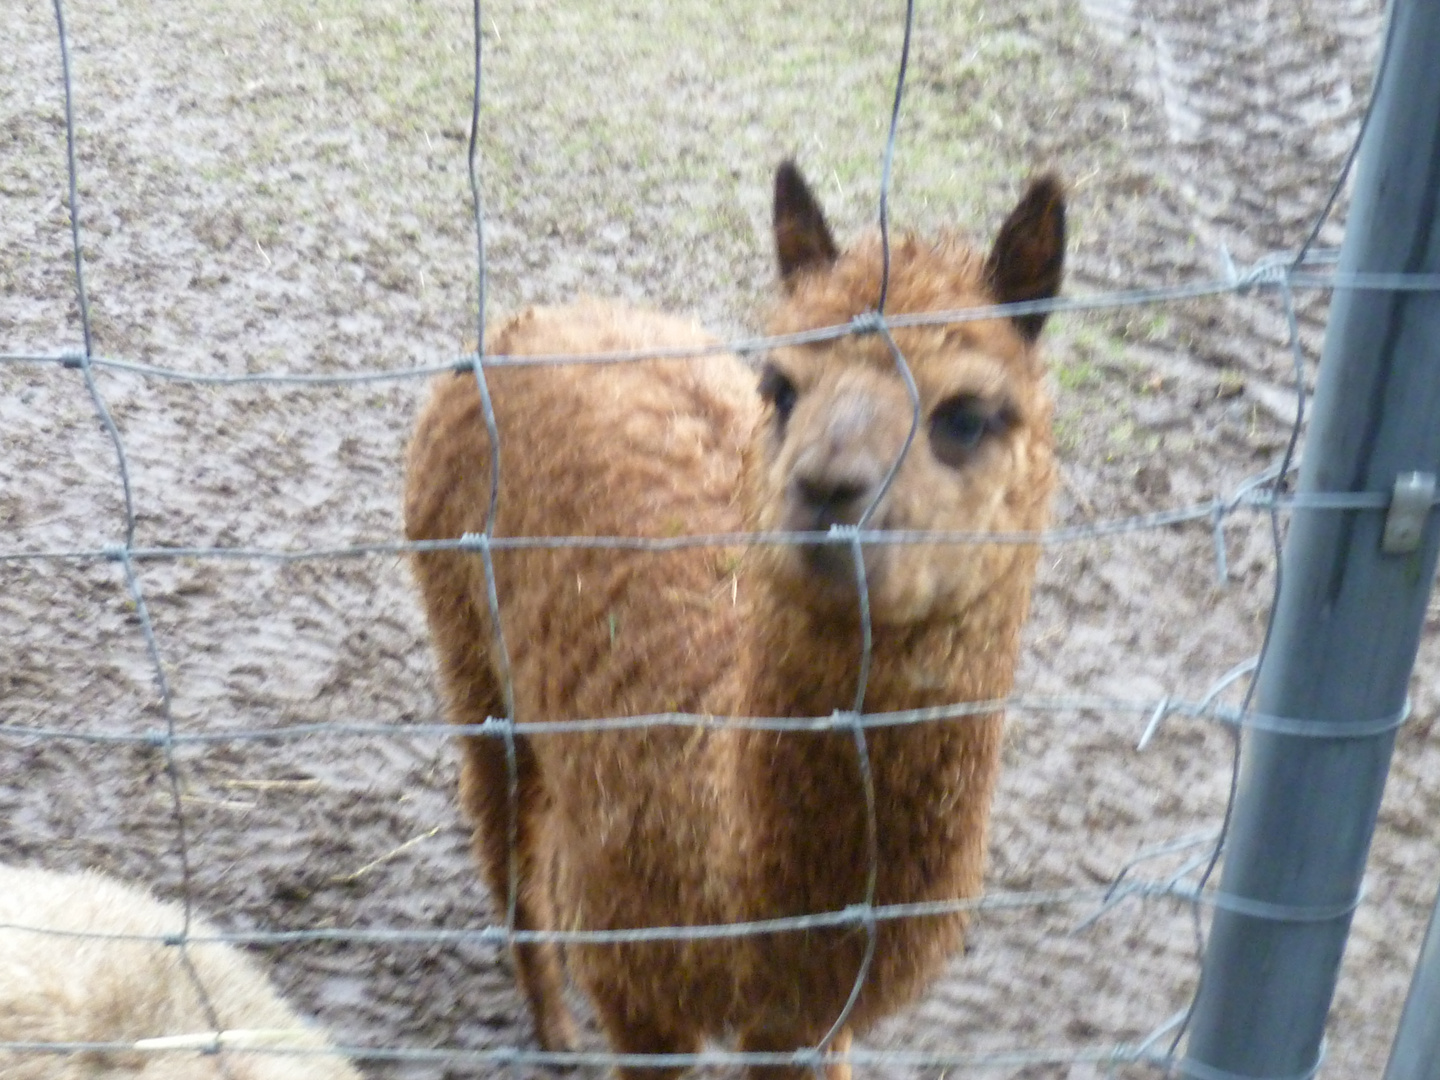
[0, 884, 1200, 949]
[0, 687, 1412, 746]
[4, 0, 1433, 1075]
[0, 489, 1419, 564]
[6, 263, 1440, 383]
[0, 1038, 1183, 1074]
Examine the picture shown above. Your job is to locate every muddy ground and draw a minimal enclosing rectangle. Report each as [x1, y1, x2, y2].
[2, 0, 1434, 1077]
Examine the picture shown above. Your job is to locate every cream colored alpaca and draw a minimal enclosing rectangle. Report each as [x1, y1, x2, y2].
[405, 161, 1064, 1080]
[0, 865, 362, 1080]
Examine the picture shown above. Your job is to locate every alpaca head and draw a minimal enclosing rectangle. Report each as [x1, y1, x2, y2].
[753, 161, 1064, 626]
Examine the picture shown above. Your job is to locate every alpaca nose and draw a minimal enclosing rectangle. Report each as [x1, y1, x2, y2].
[789, 469, 877, 528]
[787, 388, 887, 529]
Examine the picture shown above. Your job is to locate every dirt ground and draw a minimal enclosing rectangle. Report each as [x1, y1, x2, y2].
[3, 0, 1434, 1077]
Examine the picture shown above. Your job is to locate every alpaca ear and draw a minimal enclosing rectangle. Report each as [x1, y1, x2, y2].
[774, 161, 838, 288]
[984, 173, 1065, 342]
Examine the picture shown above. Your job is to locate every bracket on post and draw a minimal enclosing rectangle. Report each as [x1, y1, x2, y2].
[1381, 472, 1436, 555]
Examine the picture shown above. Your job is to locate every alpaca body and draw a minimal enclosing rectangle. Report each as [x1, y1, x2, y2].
[0, 865, 361, 1080]
[405, 165, 1064, 1079]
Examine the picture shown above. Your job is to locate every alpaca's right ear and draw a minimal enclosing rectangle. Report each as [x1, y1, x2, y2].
[984, 173, 1066, 342]
[774, 161, 838, 288]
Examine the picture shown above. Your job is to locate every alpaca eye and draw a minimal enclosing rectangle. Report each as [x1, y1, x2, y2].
[758, 364, 798, 424]
[929, 394, 1007, 467]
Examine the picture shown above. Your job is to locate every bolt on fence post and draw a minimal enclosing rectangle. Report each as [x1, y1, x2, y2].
[1180, 1, 1440, 1077]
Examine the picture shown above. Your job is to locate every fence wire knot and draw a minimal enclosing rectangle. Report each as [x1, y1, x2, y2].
[792, 1048, 823, 1069]
[1224, 249, 1292, 295]
[477, 714, 515, 738]
[849, 311, 886, 336]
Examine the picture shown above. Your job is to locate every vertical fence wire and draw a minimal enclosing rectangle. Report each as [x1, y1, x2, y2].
[1165, 241, 1317, 1066]
[461, 0, 527, 941]
[47, 0, 233, 1065]
[815, 0, 921, 1059]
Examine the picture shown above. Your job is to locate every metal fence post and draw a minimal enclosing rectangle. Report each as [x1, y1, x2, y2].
[1384, 882, 1440, 1080]
[1180, 1, 1440, 1077]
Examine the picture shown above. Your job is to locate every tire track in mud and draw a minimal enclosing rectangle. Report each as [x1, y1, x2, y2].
[1079, 0, 1383, 395]
[1081, 0, 1383, 255]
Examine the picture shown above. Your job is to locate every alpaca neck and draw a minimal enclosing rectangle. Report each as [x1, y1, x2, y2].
[739, 576, 1024, 719]
[727, 577, 1024, 912]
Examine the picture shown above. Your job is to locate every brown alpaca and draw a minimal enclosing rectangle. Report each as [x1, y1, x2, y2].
[404, 161, 1063, 1080]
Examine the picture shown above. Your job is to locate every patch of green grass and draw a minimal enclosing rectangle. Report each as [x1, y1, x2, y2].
[111, 0, 1112, 324]
[1055, 357, 1102, 391]
[1051, 411, 1082, 455]
[1117, 309, 1173, 343]
[224, 0, 1085, 228]
[1050, 319, 1135, 393]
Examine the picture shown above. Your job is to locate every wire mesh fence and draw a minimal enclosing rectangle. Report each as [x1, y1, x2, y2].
[1, 0, 1434, 1076]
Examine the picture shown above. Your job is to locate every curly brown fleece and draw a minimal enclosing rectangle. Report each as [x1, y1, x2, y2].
[404, 162, 1064, 1080]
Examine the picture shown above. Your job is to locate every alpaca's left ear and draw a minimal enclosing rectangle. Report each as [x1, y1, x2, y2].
[774, 160, 838, 288]
[984, 174, 1065, 342]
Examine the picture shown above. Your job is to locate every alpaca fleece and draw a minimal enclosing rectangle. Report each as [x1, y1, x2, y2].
[405, 163, 1064, 1080]
[0, 865, 362, 1080]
